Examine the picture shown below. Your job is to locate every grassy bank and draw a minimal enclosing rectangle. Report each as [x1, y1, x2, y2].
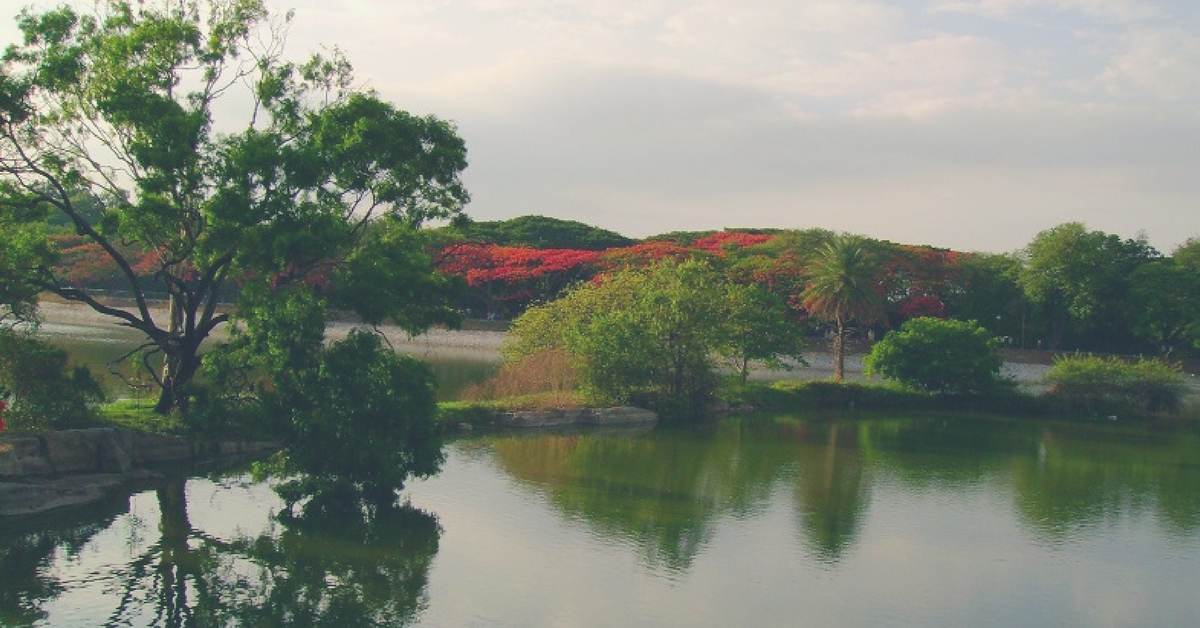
[726, 379, 1200, 426]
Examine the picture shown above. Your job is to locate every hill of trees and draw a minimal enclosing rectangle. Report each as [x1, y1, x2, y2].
[32, 211, 1200, 359]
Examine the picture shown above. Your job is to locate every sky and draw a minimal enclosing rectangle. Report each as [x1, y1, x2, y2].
[5, 1, 1200, 253]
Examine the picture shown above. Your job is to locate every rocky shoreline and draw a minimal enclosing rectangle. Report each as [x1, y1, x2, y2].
[0, 428, 277, 517]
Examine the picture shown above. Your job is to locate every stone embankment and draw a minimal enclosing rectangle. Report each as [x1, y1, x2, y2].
[0, 428, 277, 517]
[489, 406, 657, 429]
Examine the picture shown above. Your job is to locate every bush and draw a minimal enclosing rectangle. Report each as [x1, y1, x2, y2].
[0, 327, 105, 431]
[505, 259, 738, 420]
[1044, 354, 1186, 416]
[863, 317, 1004, 395]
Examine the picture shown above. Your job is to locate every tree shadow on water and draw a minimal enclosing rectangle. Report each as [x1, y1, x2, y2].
[0, 474, 441, 628]
[229, 496, 442, 628]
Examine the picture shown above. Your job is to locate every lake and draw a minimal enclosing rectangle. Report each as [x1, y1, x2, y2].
[3, 417, 1200, 627]
[3, 317, 1199, 626]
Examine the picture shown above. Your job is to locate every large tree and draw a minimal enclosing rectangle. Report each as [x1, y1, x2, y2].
[800, 235, 885, 381]
[1017, 222, 1158, 351]
[1130, 237, 1200, 356]
[0, 0, 468, 413]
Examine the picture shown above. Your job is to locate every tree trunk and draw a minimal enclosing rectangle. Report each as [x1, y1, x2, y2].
[153, 292, 198, 415]
[833, 319, 846, 381]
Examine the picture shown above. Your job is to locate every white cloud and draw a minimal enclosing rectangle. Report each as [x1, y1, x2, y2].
[4, 0, 1196, 252]
[929, 0, 1162, 23]
[1098, 28, 1200, 101]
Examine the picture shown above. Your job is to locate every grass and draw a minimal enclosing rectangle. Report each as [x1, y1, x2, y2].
[728, 379, 1052, 417]
[439, 391, 587, 429]
[94, 398, 186, 434]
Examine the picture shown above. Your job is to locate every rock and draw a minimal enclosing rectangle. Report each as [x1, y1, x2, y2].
[0, 436, 52, 477]
[496, 407, 658, 428]
[586, 407, 658, 425]
[130, 432, 194, 465]
[0, 470, 158, 517]
[0, 428, 279, 517]
[33, 428, 136, 475]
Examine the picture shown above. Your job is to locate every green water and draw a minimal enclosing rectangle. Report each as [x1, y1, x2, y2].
[5, 320, 1200, 626]
[3, 417, 1199, 627]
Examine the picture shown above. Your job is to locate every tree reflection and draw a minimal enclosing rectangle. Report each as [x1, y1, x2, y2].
[0, 473, 440, 627]
[489, 424, 795, 572]
[789, 422, 869, 564]
[228, 502, 441, 627]
[0, 494, 129, 626]
[1010, 426, 1200, 540]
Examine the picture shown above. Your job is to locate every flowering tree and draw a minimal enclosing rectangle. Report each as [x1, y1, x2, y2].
[437, 243, 602, 317]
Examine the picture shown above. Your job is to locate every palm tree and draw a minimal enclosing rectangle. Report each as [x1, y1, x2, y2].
[801, 236, 885, 380]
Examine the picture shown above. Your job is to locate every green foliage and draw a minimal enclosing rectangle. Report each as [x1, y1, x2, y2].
[255, 330, 445, 518]
[801, 235, 886, 380]
[736, 379, 1043, 416]
[864, 317, 1005, 395]
[441, 215, 634, 250]
[1019, 222, 1159, 351]
[332, 222, 464, 331]
[0, 327, 105, 430]
[742, 380, 922, 412]
[506, 258, 800, 419]
[503, 267, 645, 360]
[1044, 354, 1187, 417]
[1, 0, 469, 414]
[0, 198, 55, 322]
[942, 252, 1024, 338]
[722, 283, 806, 383]
[1129, 259, 1200, 354]
[571, 260, 727, 417]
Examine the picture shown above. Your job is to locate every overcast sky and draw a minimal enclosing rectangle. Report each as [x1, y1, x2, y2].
[6, 1, 1199, 253]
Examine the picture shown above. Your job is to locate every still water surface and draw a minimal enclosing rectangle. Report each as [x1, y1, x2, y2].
[3, 418, 1200, 627]
[4, 319, 1200, 626]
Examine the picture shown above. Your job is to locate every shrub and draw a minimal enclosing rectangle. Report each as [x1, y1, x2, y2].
[505, 259, 739, 420]
[1043, 354, 1186, 416]
[0, 327, 105, 431]
[863, 317, 1004, 395]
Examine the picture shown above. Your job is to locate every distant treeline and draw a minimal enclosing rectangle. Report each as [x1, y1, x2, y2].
[49, 214, 1200, 358]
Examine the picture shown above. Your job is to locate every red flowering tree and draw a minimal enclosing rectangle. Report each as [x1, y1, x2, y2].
[690, 232, 775, 254]
[437, 244, 602, 318]
[598, 240, 695, 270]
[879, 244, 963, 325]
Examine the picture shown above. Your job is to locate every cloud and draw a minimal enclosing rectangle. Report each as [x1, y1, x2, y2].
[451, 63, 1199, 251]
[929, 0, 1163, 22]
[1098, 28, 1200, 101]
[5, 0, 1195, 253]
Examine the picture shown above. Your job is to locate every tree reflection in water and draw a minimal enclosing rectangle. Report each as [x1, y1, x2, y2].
[0, 494, 130, 626]
[790, 422, 869, 564]
[0, 474, 441, 627]
[487, 421, 873, 570]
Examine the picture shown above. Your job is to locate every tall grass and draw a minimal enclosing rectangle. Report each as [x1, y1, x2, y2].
[460, 349, 583, 409]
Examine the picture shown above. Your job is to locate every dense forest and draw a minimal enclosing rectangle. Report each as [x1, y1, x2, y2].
[41, 213, 1200, 358]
